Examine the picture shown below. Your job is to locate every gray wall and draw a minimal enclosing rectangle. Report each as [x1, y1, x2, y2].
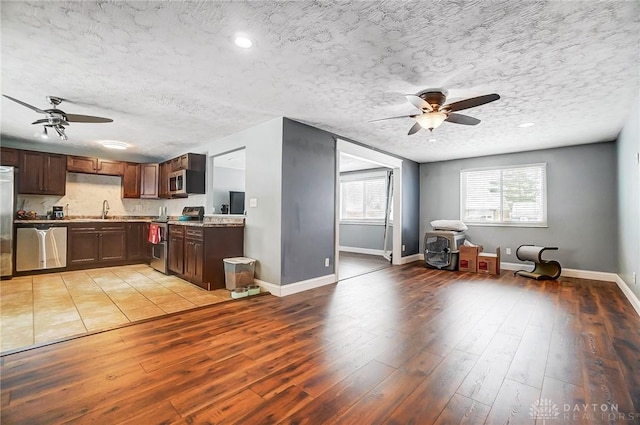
[212, 166, 245, 213]
[402, 159, 420, 257]
[420, 142, 618, 272]
[339, 223, 393, 251]
[617, 100, 639, 298]
[281, 118, 336, 285]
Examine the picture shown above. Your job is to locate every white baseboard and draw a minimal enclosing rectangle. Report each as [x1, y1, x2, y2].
[255, 274, 337, 297]
[615, 275, 640, 317]
[500, 262, 618, 282]
[339, 246, 385, 256]
[400, 253, 423, 264]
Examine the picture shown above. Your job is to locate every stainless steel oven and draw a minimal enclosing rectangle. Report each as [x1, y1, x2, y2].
[150, 221, 168, 274]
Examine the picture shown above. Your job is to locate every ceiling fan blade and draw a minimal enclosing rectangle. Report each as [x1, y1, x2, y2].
[405, 95, 433, 112]
[369, 114, 416, 123]
[407, 122, 422, 135]
[31, 118, 49, 125]
[443, 93, 500, 112]
[3, 94, 47, 114]
[65, 114, 113, 123]
[445, 113, 481, 125]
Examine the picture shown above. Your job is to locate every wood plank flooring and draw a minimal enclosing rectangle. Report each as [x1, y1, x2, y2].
[1, 263, 639, 424]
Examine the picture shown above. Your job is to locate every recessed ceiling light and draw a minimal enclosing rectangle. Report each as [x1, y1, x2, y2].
[234, 36, 253, 49]
[518, 122, 535, 128]
[100, 140, 128, 150]
[428, 138, 437, 142]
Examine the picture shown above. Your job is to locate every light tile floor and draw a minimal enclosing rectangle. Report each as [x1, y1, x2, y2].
[0, 264, 234, 353]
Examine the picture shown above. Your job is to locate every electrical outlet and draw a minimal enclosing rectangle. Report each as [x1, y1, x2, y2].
[325, 258, 330, 267]
[402, 245, 406, 252]
[505, 248, 511, 255]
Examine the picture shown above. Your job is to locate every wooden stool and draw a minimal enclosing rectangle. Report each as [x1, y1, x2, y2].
[514, 245, 562, 280]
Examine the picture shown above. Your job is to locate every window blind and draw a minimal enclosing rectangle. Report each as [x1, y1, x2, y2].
[460, 163, 546, 226]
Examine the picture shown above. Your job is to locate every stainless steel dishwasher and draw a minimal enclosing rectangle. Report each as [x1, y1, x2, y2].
[16, 225, 67, 272]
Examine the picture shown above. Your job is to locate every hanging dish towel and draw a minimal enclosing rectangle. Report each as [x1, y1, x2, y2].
[148, 223, 161, 244]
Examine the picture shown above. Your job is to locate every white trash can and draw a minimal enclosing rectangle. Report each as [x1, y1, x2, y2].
[223, 257, 256, 290]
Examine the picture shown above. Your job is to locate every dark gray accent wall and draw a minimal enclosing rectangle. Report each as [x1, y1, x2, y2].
[402, 159, 420, 257]
[420, 142, 618, 272]
[281, 118, 336, 285]
[617, 100, 639, 298]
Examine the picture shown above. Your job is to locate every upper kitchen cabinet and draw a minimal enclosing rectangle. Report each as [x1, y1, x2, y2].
[122, 163, 159, 199]
[170, 153, 205, 172]
[122, 162, 141, 198]
[158, 161, 171, 198]
[67, 155, 124, 176]
[140, 163, 159, 198]
[18, 151, 66, 195]
[0, 147, 19, 167]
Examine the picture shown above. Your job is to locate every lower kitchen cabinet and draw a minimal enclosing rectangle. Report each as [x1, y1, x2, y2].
[68, 223, 128, 269]
[168, 225, 184, 275]
[183, 228, 204, 285]
[168, 225, 243, 290]
[126, 222, 148, 261]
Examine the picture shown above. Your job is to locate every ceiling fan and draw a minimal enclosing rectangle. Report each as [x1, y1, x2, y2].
[372, 89, 500, 135]
[2, 94, 113, 141]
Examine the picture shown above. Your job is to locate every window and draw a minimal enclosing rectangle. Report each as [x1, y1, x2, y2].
[340, 171, 392, 223]
[460, 163, 547, 226]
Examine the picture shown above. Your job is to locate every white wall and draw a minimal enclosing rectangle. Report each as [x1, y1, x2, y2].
[193, 118, 283, 284]
[617, 99, 640, 298]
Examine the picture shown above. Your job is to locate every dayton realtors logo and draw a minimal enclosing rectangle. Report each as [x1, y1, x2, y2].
[530, 399, 639, 423]
[529, 399, 560, 424]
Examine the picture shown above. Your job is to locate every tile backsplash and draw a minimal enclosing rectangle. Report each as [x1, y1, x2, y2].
[17, 172, 207, 217]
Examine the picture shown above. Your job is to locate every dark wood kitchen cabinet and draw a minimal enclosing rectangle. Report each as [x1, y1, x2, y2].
[169, 153, 206, 172]
[126, 222, 148, 261]
[68, 223, 127, 268]
[122, 163, 141, 198]
[168, 224, 244, 290]
[158, 161, 170, 198]
[67, 156, 124, 176]
[18, 151, 66, 195]
[183, 228, 204, 286]
[168, 225, 184, 275]
[140, 163, 159, 198]
[1, 147, 19, 167]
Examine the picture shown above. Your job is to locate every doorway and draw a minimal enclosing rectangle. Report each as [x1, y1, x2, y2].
[336, 140, 403, 281]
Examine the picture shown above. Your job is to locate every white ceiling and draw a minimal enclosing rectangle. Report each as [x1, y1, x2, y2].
[1, 1, 638, 163]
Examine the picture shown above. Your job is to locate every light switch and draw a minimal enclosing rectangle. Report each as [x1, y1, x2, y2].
[249, 198, 258, 208]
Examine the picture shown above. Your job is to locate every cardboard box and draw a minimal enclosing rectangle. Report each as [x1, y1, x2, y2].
[477, 247, 501, 275]
[459, 245, 483, 272]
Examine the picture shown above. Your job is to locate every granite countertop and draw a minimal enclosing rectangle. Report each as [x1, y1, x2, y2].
[168, 216, 245, 227]
[15, 216, 155, 224]
[15, 215, 245, 227]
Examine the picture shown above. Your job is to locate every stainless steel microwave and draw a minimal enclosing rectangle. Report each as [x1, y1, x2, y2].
[168, 169, 205, 196]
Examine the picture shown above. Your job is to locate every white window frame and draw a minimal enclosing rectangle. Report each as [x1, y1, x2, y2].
[339, 170, 392, 225]
[460, 163, 547, 227]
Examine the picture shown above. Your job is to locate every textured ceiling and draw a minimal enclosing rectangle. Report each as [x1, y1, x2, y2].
[1, 1, 638, 163]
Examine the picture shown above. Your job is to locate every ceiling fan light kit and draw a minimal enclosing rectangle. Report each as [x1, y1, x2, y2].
[374, 89, 500, 136]
[415, 111, 448, 131]
[2, 94, 113, 141]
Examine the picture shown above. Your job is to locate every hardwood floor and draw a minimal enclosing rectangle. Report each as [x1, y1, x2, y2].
[338, 251, 391, 280]
[1, 263, 639, 424]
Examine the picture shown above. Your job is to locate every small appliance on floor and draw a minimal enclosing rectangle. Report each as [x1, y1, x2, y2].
[424, 230, 466, 271]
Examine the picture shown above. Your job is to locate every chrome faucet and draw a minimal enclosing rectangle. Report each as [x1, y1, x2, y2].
[101, 200, 110, 219]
